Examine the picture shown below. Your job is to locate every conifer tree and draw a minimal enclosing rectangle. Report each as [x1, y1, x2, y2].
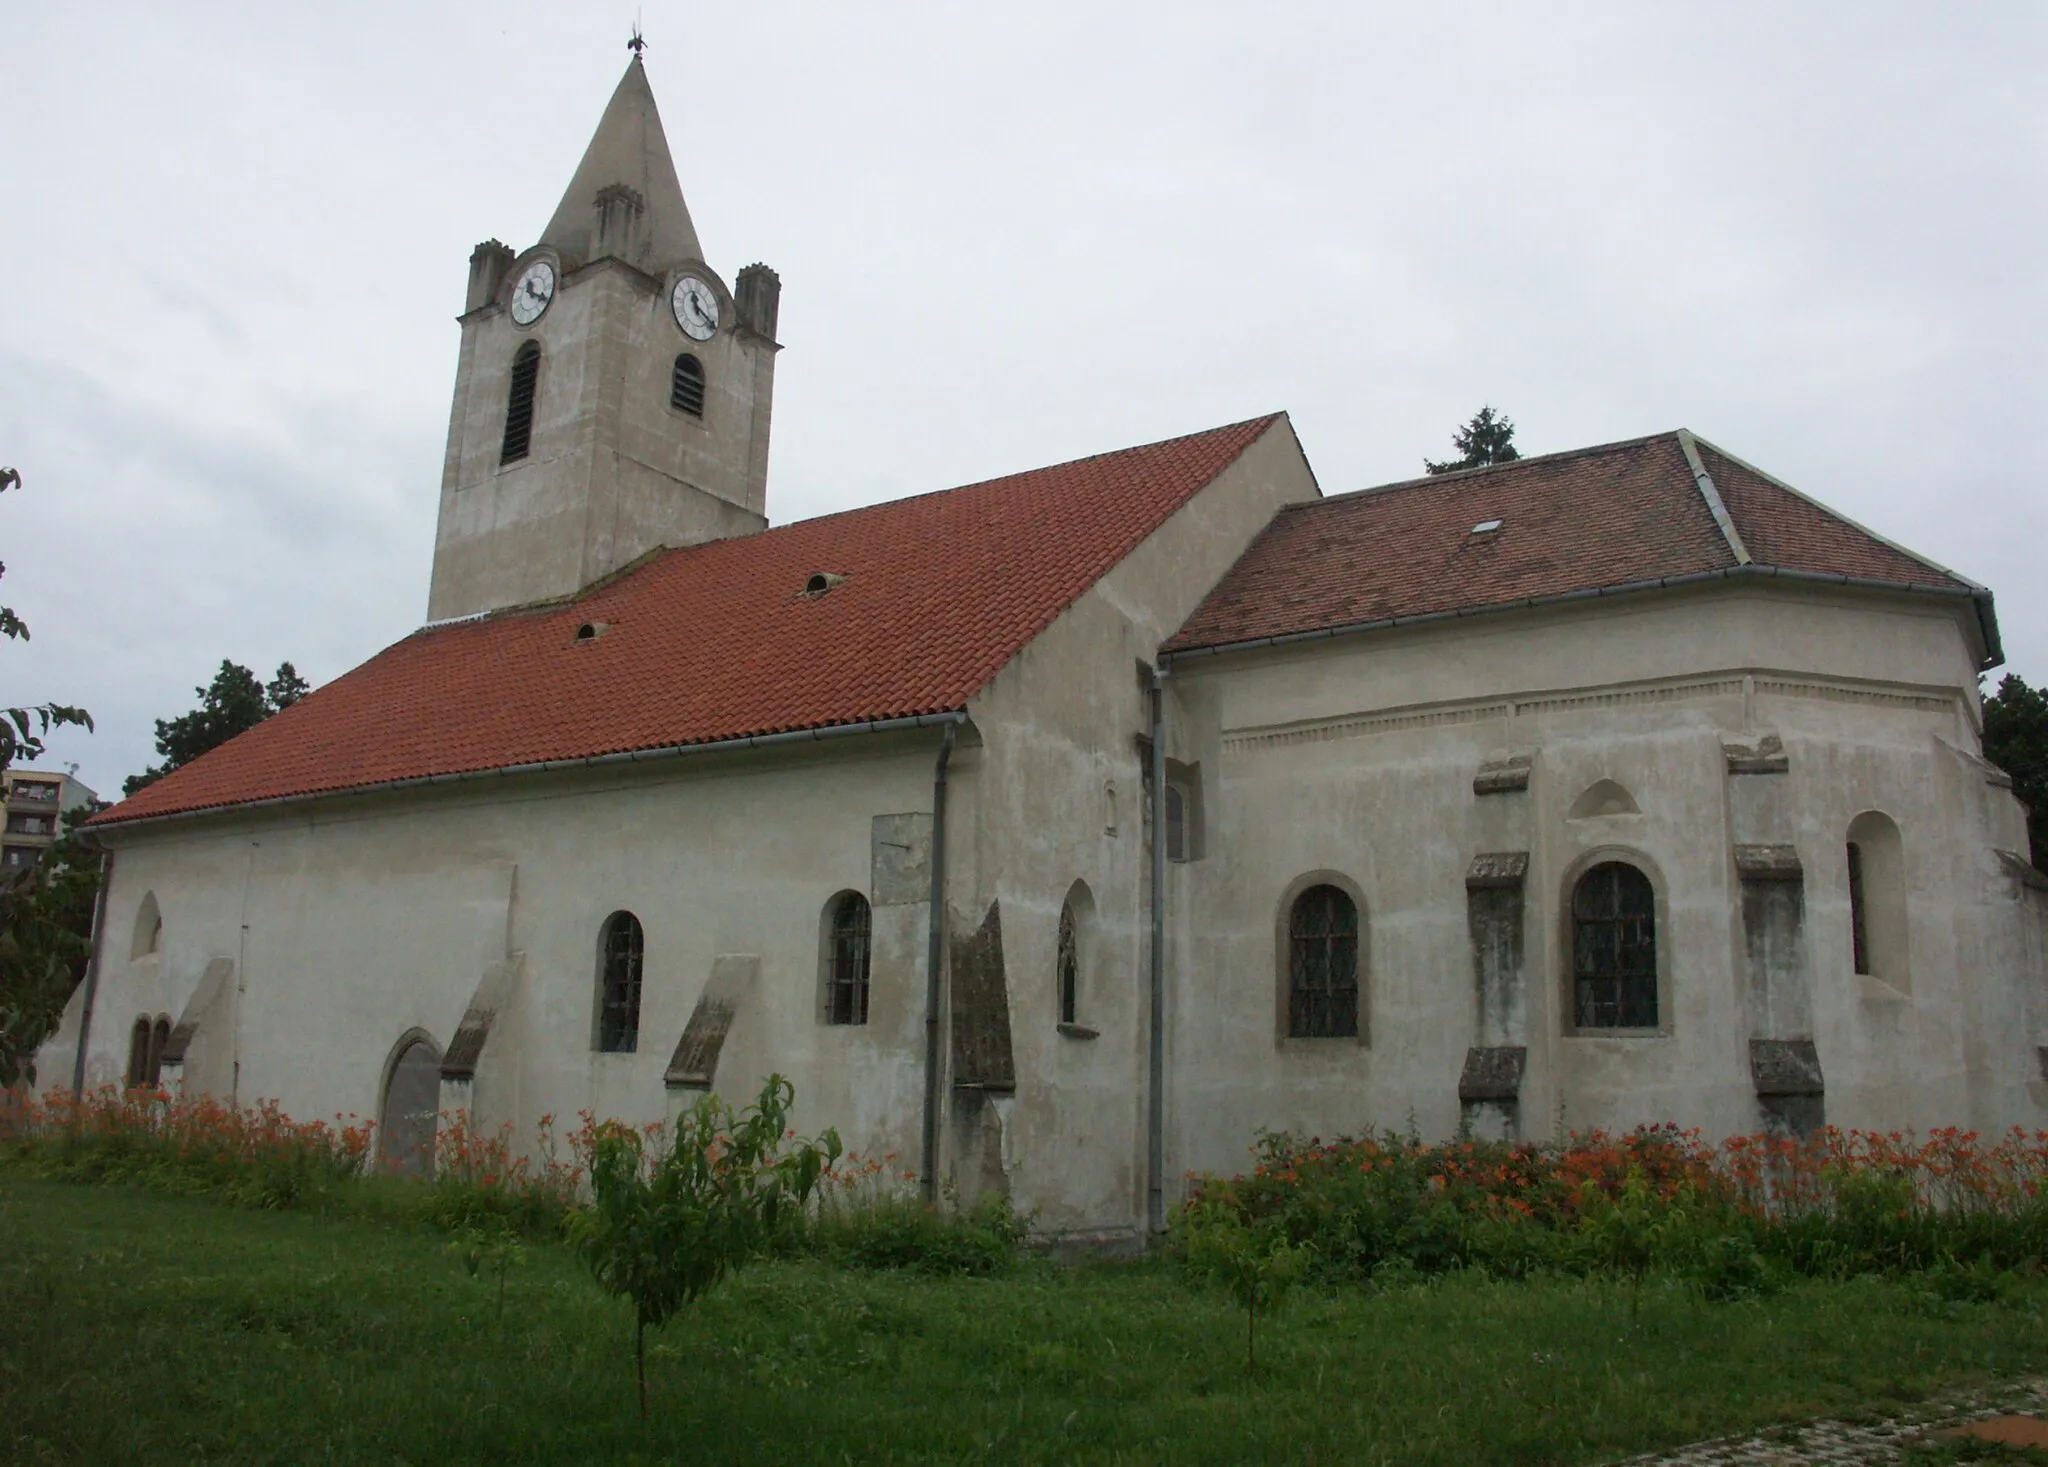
[1424, 406, 1522, 475]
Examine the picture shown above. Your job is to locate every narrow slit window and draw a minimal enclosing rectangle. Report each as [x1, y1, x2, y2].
[126, 1016, 151, 1088]
[595, 911, 644, 1052]
[1572, 862, 1657, 1028]
[671, 353, 706, 417]
[501, 341, 541, 464]
[1288, 884, 1359, 1038]
[825, 893, 872, 1025]
[1057, 898, 1079, 1025]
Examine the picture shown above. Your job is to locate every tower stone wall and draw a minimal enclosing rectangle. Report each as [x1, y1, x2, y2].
[425, 60, 778, 623]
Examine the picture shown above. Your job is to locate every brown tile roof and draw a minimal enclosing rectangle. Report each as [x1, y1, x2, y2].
[98, 416, 1281, 827]
[1164, 430, 1985, 658]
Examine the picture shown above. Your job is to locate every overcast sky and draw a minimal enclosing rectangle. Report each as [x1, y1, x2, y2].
[3, 2, 2044, 800]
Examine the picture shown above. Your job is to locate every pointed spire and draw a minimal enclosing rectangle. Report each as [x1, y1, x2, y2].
[539, 56, 704, 275]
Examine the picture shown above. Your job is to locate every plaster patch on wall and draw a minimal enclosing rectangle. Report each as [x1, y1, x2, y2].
[1740, 851, 1812, 1042]
[1466, 852, 1527, 1049]
[871, 813, 934, 906]
[666, 954, 760, 1089]
[950, 900, 1015, 1091]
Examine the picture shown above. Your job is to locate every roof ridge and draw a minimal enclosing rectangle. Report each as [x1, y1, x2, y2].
[764, 413, 1285, 533]
[1302, 429, 1685, 510]
[409, 414, 1287, 633]
[1687, 434, 1985, 592]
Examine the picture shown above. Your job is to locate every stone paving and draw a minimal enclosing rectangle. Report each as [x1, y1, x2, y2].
[1614, 1378, 2048, 1464]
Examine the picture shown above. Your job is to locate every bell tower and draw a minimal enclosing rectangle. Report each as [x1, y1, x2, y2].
[427, 54, 780, 622]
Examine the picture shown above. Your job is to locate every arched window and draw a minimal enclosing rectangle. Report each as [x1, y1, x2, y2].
[131, 892, 162, 960]
[595, 911, 644, 1052]
[1846, 811, 1907, 989]
[501, 341, 541, 464]
[670, 353, 706, 417]
[824, 893, 872, 1026]
[1572, 861, 1657, 1028]
[147, 1016, 170, 1085]
[1288, 885, 1359, 1038]
[126, 1016, 151, 1087]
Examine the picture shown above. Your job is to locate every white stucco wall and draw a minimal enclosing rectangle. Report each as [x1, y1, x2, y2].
[1160, 580, 2043, 1189]
[48, 734, 950, 1169]
[956, 418, 1321, 1235]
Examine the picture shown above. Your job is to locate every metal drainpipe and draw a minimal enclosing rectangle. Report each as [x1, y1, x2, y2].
[1147, 666, 1168, 1234]
[919, 720, 958, 1206]
[69, 847, 115, 1096]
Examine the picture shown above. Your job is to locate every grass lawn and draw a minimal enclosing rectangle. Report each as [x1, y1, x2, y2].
[4, 1175, 2047, 1465]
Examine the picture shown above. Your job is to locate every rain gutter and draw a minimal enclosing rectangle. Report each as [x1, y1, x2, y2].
[1146, 665, 1168, 1235]
[1162, 565, 2003, 672]
[88, 710, 974, 834]
[919, 720, 956, 1206]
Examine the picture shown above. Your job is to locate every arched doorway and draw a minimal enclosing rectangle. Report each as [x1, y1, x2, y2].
[378, 1032, 443, 1180]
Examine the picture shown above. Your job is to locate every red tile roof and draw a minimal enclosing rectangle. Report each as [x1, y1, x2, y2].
[1165, 431, 1982, 657]
[98, 416, 1281, 826]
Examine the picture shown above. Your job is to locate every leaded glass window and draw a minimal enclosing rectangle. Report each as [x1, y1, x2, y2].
[826, 893, 871, 1026]
[1288, 884, 1359, 1038]
[596, 911, 644, 1052]
[1572, 862, 1657, 1028]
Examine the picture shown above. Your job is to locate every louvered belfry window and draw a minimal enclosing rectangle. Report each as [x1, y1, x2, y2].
[596, 911, 644, 1052]
[1288, 885, 1359, 1038]
[671, 353, 706, 417]
[501, 341, 541, 464]
[1572, 862, 1657, 1028]
[826, 893, 872, 1026]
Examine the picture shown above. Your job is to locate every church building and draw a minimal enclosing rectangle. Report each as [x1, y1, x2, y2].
[45, 57, 2048, 1242]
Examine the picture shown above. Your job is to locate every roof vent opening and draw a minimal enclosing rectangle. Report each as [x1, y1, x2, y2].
[1472, 518, 1504, 535]
[801, 572, 846, 598]
[575, 620, 610, 643]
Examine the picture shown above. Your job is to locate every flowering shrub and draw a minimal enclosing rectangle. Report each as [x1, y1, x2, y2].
[422, 1108, 589, 1236]
[0, 1085, 1028, 1272]
[1182, 1125, 2048, 1285]
[1, 1085, 371, 1209]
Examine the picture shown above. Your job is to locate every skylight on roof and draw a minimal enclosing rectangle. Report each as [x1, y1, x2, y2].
[1472, 518, 1504, 534]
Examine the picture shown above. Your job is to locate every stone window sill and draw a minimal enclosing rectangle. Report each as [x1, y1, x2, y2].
[1562, 1027, 1671, 1040]
[1057, 1022, 1099, 1040]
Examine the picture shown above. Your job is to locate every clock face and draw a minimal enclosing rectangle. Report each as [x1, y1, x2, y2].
[671, 275, 719, 340]
[509, 260, 556, 325]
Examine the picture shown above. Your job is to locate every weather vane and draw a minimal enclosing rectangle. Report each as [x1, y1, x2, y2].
[628, 15, 646, 57]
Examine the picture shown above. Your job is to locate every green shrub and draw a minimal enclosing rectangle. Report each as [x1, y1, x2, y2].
[812, 1192, 1026, 1275]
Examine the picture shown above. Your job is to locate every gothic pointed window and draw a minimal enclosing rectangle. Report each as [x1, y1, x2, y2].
[501, 341, 541, 464]
[671, 353, 706, 417]
[1288, 884, 1359, 1038]
[1571, 862, 1657, 1028]
[824, 892, 872, 1026]
[1057, 898, 1080, 1026]
[595, 911, 644, 1052]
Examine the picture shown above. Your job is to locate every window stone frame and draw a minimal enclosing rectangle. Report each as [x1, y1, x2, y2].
[1558, 846, 1673, 1039]
[1273, 869, 1369, 1049]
